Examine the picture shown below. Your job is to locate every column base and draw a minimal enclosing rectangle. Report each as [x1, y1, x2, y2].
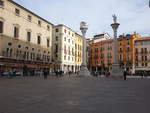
[110, 64, 123, 78]
[78, 65, 91, 77]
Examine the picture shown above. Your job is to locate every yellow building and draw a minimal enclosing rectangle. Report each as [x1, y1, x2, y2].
[118, 33, 140, 73]
[75, 33, 83, 72]
[0, 0, 53, 75]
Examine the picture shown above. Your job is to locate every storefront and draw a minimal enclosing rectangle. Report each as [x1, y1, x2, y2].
[0, 58, 52, 76]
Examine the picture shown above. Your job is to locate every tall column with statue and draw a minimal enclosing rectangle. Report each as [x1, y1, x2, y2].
[78, 22, 91, 76]
[110, 15, 123, 77]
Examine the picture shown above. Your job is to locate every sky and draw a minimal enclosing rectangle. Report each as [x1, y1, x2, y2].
[14, 0, 150, 38]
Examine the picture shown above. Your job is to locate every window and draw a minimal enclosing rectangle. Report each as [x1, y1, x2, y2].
[142, 56, 144, 61]
[47, 39, 50, 47]
[28, 15, 32, 21]
[144, 48, 147, 53]
[135, 48, 138, 53]
[37, 36, 41, 44]
[27, 31, 31, 42]
[47, 25, 50, 30]
[136, 56, 138, 60]
[55, 29, 59, 32]
[0, 21, 3, 33]
[145, 63, 147, 66]
[145, 56, 147, 61]
[38, 20, 41, 26]
[68, 46, 71, 55]
[127, 47, 130, 52]
[0, 0, 4, 7]
[64, 55, 66, 60]
[75, 44, 77, 49]
[14, 26, 19, 38]
[55, 44, 58, 53]
[15, 8, 20, 15]
[120, 48, 122, 52]
[64, 29, 66, 33]
[56, 36, 58, 41]
[64, 45, 67, 54]
[141, 48, 143, 53]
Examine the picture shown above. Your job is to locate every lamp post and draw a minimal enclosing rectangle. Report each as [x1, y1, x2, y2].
[78, 22, 91, 76]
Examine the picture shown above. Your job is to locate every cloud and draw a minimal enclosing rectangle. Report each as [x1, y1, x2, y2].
[14, 0, 150, 38]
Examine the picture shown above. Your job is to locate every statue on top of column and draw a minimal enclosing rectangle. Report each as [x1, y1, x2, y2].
[112, 14, 117, 23]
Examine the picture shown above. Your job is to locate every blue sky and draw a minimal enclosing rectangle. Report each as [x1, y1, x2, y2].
[14, 0, 150, 38]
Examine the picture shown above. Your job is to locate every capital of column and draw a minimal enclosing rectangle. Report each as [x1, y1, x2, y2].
[111, 23, 120, 31]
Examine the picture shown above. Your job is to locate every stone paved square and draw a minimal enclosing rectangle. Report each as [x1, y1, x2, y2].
[0, 76, 150, 113]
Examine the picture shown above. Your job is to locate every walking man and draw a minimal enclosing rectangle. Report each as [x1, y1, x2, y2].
[123, 69, 127, 80]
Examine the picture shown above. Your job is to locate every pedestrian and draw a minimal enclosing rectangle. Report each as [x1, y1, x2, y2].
[141, 71, 144, 78]
[43, 69, 48, 79]
[123, 70, 127, 80]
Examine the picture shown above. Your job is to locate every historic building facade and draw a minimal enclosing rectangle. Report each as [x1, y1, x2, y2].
[75, 33, 83, 72]
[90, 39, 114, 73]
[0, 0, 53, 75]
[117, 33, 140, 73]
[52, 25, 76, 73]
[134, 37, 150, 73]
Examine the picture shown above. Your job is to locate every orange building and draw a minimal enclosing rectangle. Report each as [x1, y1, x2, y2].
[117, 33, 141, 73]
[90, 39, 114, 73]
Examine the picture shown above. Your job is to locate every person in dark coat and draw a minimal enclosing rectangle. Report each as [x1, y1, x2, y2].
[43, 69, 48, 79]
[123, 70, 127, 80]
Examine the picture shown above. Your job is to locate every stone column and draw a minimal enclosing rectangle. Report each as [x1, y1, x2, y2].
[78, 22, 91, 76]
[110, 15, 123, 78]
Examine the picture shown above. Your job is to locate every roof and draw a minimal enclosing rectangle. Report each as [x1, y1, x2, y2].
[8, 0, 54, 26]
[55, 24, 76, 33]
[135, 37, 150, 42]
[75, 32, 84, 38]
[91, 39, 113, 46]
[94, 33, 110, 38]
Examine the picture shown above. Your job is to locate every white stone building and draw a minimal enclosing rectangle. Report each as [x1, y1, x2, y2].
[52, 25, 76, 73]
[92, 33, 111, 44]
